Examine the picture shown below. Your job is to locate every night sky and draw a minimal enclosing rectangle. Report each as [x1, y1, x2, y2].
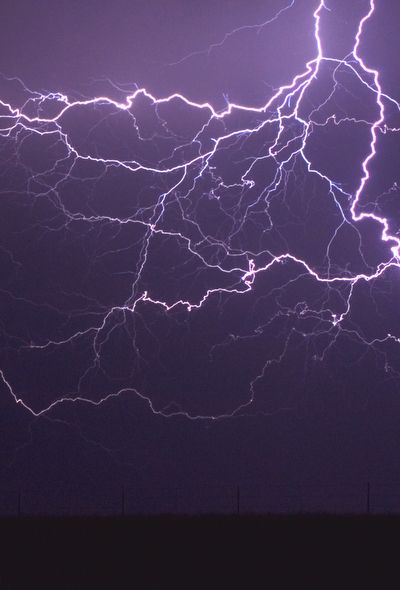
[1, 0, 400, 515]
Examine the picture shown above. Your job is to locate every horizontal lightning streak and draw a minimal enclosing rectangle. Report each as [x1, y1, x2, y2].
[1, 0, 399, 421]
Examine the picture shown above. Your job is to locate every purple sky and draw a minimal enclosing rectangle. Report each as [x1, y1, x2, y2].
[1, 0, 400, 515]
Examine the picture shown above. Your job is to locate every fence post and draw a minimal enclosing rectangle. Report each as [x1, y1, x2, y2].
[17, 490, 22, 517]
[121, 486, 126, 517]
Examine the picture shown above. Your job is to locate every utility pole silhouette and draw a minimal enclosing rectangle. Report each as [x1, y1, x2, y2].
[366, 482, 370, 515]
[236, 486, 240, 515]
[17, 491, 22, 517]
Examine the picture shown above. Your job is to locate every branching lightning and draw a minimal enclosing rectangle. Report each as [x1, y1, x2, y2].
[1, 0, 400, 422]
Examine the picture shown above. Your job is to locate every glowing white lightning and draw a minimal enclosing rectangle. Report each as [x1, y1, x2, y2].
[1, 0, 399, 421]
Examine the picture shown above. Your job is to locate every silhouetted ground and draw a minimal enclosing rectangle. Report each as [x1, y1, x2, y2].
[0, 514, 396, 587]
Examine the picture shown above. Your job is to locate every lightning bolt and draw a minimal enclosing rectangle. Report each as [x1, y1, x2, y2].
[0, 0, 399, 424]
